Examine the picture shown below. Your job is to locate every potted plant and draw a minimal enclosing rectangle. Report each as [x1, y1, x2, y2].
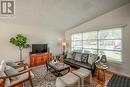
[10, 34, 30, 63]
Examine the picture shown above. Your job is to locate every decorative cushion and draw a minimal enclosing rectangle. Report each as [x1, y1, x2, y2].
[1, 60, 6, 67]
[66, 52, 73, 59]
[72, 52, 76, 59]
[75, 53, 82, 61]
[4, 66, 19, 80]
[6, 62, 18, 68]
[0, 65, 5, 72]
[81, 54, 89, 64]
[88, 54, 98, 65]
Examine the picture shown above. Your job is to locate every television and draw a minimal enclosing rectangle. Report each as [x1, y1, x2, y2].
[31, 44, 48, 54]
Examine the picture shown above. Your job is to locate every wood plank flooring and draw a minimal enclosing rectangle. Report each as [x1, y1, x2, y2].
[93, 71, 113, 87]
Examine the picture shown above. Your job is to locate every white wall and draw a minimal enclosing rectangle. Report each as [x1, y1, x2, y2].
[65, 3, 130, 76]
[0, 22, 64, 62]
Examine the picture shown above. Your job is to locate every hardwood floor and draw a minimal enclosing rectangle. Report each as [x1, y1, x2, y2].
[93, 71, 113, 87]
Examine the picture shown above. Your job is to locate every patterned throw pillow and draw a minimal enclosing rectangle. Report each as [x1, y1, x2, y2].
[75, 53, 82, 61]
[72, 52, 76, 59]
[5, 66, 19, 80]
[81, 54, 89, 64]
[66, 52, 73, 59]
[88, 53, 98, 65]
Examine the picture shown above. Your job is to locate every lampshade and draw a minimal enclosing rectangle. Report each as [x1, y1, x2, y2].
[100, 55, 107, 64]
[62, 42, 66, 47]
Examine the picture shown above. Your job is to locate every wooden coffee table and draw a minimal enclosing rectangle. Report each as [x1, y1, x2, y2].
[46, 61, 70, 76]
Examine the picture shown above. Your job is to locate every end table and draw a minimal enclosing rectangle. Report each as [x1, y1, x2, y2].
[96, 64, 108, 82]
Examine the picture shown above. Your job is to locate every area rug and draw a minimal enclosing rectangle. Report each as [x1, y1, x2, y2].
[24, 65, 98, 87]
[24, 65, 56, 87]
[107, 74, 130, 87]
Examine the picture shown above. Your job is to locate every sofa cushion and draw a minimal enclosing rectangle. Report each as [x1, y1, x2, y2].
[6, 62, 18, 69]
[4, 66, 19, 80]
[72, 68, 91, 78]
[59, 72, 80, 85]
[75, 53, 82, 61]
[75, 61, 92, 70]
[81, 54, 89, 64]
[10, 72, 29, 86]
[64, 58, 76, 64]
[88, 54, 98, 65]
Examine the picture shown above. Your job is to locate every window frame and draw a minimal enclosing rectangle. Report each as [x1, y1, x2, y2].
[71, 27, 123, 63]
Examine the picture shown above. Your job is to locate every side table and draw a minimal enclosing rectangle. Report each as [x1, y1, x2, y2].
[96, 64, 108, 82]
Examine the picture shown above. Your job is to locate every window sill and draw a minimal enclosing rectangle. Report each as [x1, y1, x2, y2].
[107, 60, 123, 64]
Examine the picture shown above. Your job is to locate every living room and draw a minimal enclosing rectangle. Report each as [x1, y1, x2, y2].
[0, 0, 130, 87]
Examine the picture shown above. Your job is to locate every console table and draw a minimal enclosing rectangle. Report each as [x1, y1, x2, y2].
[29, 53, 52, 67]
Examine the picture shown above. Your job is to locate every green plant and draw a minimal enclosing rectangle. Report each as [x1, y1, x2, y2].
[10, 34, 30, 62]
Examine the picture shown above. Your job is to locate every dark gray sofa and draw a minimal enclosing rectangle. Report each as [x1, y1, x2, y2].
[64, 52, 98, 74]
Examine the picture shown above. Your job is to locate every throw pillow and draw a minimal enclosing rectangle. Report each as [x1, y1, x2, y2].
[5, 66, 19, 80]
[81, 54, 89, 64]
[75, 53, 82, 61]
[66, 52, 73, 59]
[1, 60, 6, 67]
[88, 53, 98, 65]
[6, 62, 18, 68]
[0, 65, 5, 72]
[72, 52, 76, 58]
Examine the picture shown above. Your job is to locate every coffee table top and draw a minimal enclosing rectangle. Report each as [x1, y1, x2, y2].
[48, 60, 70, 71]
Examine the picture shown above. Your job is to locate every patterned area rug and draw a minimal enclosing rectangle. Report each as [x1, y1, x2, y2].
[24, 65, 56, 87]
[24, 65, 98, 87]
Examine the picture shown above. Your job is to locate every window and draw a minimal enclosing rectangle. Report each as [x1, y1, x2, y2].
[71, 33, 82, 52]
[98, 28, 122, 62]
[71, 27, 122, 63]
[83, 31, 98, 54]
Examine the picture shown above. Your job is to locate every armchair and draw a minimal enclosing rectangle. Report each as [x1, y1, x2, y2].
[0, 68, 33, 87]
[6, 60, 28, 72]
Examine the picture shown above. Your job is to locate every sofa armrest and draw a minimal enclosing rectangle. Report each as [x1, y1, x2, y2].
[0, 68, 32, 79]
[91, 63, 96, 75]
[91, 63, 95, 70]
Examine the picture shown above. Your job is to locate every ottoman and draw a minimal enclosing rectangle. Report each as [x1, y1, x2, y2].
[56, 72, 80, 87]
[72, 68, 91, 87]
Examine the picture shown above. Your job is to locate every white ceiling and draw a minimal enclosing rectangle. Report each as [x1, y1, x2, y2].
[0, 0, 130, 32]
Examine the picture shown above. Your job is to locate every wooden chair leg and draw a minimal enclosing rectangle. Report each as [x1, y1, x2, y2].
[29, 78, 33, 87]
[0, 79, 5, 87]
[29, 72, 33, 87]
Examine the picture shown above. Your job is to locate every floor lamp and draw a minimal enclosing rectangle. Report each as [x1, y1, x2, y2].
[62, 42, 66, 55]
